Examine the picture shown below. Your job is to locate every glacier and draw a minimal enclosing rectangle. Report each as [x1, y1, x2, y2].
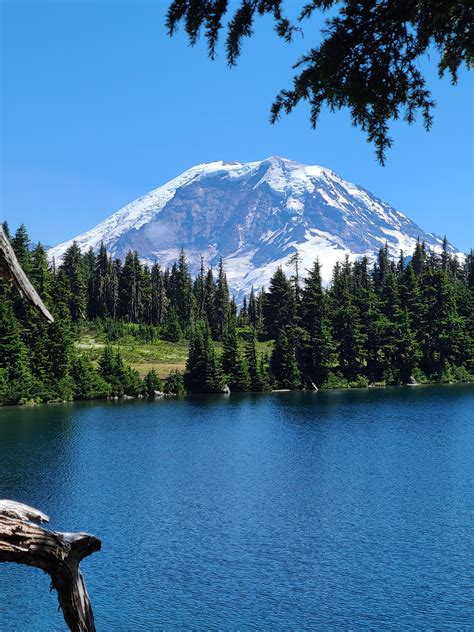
[48, 156, 460, 299]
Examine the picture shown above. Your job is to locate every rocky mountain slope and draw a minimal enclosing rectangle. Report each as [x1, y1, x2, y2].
[49, 157, 459, 298]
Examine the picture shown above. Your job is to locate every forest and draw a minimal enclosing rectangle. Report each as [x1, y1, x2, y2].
[0, 221, 473, 406]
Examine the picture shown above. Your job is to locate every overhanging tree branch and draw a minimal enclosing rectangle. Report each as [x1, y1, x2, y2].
[166, 0, 473, 164]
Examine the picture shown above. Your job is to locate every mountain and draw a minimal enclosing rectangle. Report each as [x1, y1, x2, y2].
[48, 156, 460, 298]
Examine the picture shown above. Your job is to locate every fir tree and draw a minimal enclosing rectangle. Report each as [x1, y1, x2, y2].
[144, 369, 163, 396]
[270, 328, 301, 389]
[164, 370, 185, 395]
[185, 321, 225, 393]
[300, 260, 334, 386]
[213, 258, 230, 339]
[244, 330, 268, 391]
[263, 267, 296, 340]
[161, 307, 182, 342]
[61, 241, 87, 321]
[70, 355, 111, 400]
[221, 326, 250, 392]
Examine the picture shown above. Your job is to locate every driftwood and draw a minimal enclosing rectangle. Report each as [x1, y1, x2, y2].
[0, 230, 101, 629]
[0, 224, 54, 322]
[0, 500, 101, 631]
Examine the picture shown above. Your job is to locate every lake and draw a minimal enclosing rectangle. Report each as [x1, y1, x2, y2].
[0, 385, 473, 630]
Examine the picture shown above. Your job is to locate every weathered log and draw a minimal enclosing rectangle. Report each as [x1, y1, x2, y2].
[0, 225, 54, 322]
[0, 500, 101, 632]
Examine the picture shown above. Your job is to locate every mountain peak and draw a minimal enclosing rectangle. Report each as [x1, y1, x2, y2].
[48, 158, 460, 298]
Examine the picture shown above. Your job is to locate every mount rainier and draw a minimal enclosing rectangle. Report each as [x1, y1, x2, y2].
[48, 156, 460, 298]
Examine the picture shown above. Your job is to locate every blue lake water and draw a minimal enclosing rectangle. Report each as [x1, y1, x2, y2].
[0, 385, 473, 630]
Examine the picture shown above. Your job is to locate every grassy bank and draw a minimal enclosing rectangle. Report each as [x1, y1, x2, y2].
[76, 324, 274, 378]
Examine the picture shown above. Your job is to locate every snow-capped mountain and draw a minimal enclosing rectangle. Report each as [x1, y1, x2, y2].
[48, 157, 460, 298]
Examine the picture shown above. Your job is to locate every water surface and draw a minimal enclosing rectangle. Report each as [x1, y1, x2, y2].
[0, 385, 473, 630]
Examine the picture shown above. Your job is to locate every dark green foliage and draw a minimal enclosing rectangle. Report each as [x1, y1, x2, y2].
[185, 321, 225, 393]
[0, 283, 34, 404]
[299, 260, 334, 386]
[270, 328, 301, 390]
[220, 326, 251, 392]
[70, 355, 111, 400]
[263, 267, 296, 340]
[244, 330, 270, 392]
[164, 370, 185, 396]
[118, 251, 143, 322]
[329, 260, 367, 381]
[161, 308, 182, 342]
[61, 242, 87, 321]
[1, 222, 472, 405]
[166, 1, 472, 163]
[213, 258, 231, 340]
[99, 346, 143, 396]
[144, 369, 163, 397]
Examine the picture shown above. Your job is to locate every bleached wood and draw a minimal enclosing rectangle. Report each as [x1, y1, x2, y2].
[0, 225, 54, 322]
[0, 500, 100, 632]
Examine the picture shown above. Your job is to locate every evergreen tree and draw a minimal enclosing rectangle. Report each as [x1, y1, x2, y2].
[270, 328, 301, 389]
[330, 260, 367, 381]
[221, 326, 250, 391]
[30, 244, 52, 303]
[164, 370, 185, 395]
[244, 330, 268, 391]
[91, 242, 109, 318]
[411, 238, 426, 276]
[300, 260, 334, 386]
[185, 321, 225, 393]
[0, 283, 34, 404]
[118, 251, 142, 322]
[70, 355, 111, 400]
[144, 369, 163, 396]
[161, 307, 182, 342]
[11, 224, 32, 274]
[213, 258, 230, 339]
[151, 263, 168, 325]
[263, 267, 296, 340]
[61, 241, 87, 321]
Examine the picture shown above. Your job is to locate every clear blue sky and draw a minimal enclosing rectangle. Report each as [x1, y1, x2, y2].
[1, 1, 473, 251]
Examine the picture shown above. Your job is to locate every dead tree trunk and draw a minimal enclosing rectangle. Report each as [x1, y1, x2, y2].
[0, 225, 54, 322]
[0, 500, 101, 632]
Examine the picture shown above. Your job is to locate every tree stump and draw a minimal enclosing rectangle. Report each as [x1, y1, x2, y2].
[0, 500, 101, 632]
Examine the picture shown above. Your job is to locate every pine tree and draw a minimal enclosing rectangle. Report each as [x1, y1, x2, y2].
[411, 238, 426, 276]
[203, 267, 216, 328]
[300, 260, 334, 386]
[61, 241, 87, 321]
[30, 244, 52, 304]
[330, 260, 367, 381]
[164, 370, 185, 395]
[70, 355, 111, 400]
[221, 326, 250, 391]
[11, 224, 32, 274]
[270, 328, 301, 389]
[174, 249, 193, 332]
[144, 369, 163, 396]
[91, 242, 108, 318]
[151, 263, 168, 325]
[0, 283, 34, 404]
[185, 321, 225, 393]
[161, 307, 182, 342]
[193, 256, 206, 321]
[263, 267, 296, 340]
[244, 330, 268, 391]
[118, 251, 142, 322]
[213, 258, 230, 339]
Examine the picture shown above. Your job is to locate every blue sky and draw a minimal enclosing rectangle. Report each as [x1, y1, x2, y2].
[1, 1, 473, 251]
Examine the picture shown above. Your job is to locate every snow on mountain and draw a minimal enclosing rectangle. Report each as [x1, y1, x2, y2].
[48, 156, 460, 299]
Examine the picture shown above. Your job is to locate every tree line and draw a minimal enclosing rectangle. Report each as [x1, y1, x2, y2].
[1, 221, 472, 405]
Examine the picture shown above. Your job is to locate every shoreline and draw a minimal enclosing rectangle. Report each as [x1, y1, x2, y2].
[2, 379, 473, 410]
